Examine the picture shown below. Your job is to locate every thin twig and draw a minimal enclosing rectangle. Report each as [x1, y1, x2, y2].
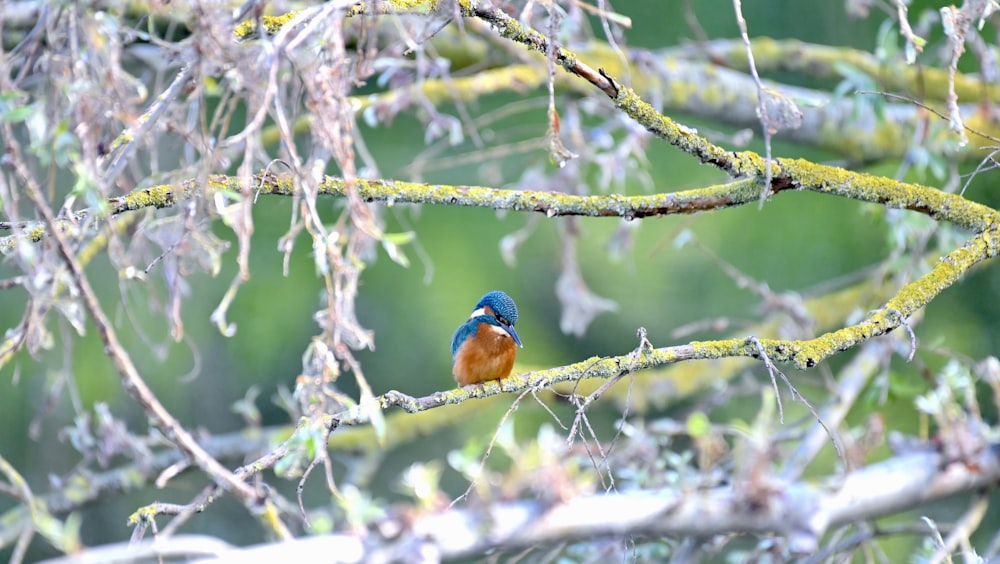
[779, 341, 886, 480]
[731, 0, 774, 206]
[11, 142, 276, 521]
[886, 308, 917, 362]
[929, 489, 991, 564]
[450, 387, 533, 508]
[103, 64, 195, 185]
[748, 336, 837, 462]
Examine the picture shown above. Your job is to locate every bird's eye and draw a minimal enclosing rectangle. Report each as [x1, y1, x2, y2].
[496, 315, 510, 326]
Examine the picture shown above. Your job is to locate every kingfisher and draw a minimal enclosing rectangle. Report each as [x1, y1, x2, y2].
[451, 290, 523, 386]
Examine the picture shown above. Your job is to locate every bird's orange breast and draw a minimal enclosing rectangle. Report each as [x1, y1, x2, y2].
[452, 323, 518, 386]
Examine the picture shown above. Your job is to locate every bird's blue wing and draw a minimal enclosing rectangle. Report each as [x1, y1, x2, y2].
[451, 319, 479, 358]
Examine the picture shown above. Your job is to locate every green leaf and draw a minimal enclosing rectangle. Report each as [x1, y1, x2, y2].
[0, 104, 34, 123]
[359, 387, 386, 445]
[686, 411, 711, 438]
[0, 91, 32, 123]
[381, 231, 415, 268]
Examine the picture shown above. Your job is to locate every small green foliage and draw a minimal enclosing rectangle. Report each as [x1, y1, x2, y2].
[335, 485, 386, 530]
[398, 461, 443, 510]
[62, 474, 92, 505]
[884, 209, 937, 256]
[71, 163, 102, 209]
[380, 231, 415, 268]
[60, 512, 83, 552]
[305, 510, 334, 534]
[448, 437, 486, 476]
[50, 120, 80, 168]
[914, 360, 973, 419]
[876, 370, 926, 403]
[686, 411, 711, 439]
[832, 61, 885, 123]
[0, 90, 33, 123]
[359, 388, 386, 445]
[274, 420, 327, 478]
[231, 386, 262, 427]
[874, 19, 901, 62]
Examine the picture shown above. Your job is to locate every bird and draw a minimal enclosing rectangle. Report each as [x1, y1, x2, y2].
[451, 290, 523, 386]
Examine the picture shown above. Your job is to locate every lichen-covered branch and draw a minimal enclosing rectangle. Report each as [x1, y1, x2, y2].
[0, 274, 895, 548]
[4, 158, 997, 258]
[318, 223, 992, 429]
[461, 0, 997, 174]
[232, 3, 1000, 162]
[682, 37, 1000, 104]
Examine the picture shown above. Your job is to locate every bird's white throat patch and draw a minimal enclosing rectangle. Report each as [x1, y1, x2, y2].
[489, 324, 510, 337]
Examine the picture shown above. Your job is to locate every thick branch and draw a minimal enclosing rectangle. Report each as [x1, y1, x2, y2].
[49, 444, 1000, 560]
[385, 444, 1000, 558]
[321, 224, 994, 428]
[687, 37, 1000, 104]
[4, 161, 997, 256]
[462, 0, 1000, 199]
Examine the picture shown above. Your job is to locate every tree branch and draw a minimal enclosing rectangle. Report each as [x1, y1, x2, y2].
[679, 37, 1000, 104]
[45, 443, 1000, 561]
[6, 145, 283, 529]
[4, 157, 997, 256]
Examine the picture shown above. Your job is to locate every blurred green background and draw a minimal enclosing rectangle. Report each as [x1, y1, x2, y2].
[3, 0, 1000, 559]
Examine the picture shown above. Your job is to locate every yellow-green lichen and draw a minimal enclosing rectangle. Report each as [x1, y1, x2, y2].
[122, 185, 174, 211]
[690, 338, 753, 361]
[108, 130, 133, 152]
[779, 158, 1000, 231]
[614, 87, 734, 169]
[126, 504, 158, 527]
[665, 73, 700, 107]
[385, 0, 438, 12]
[26, 225, 46, 242]
[233, 12, 300, 40]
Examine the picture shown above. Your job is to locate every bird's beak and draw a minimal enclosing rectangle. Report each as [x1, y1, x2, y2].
[504, 324, 523, 348]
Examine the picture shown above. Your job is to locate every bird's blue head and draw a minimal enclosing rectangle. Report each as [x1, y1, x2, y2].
[474, 290, 519, 328]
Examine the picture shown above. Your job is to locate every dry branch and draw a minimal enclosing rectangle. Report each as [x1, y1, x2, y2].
[39, 442, 1000, 561]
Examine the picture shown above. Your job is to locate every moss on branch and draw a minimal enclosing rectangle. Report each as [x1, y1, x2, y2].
[327, 226, 997, 430]
[6, 165, 998, 257]
[700, 37, 1000, 105]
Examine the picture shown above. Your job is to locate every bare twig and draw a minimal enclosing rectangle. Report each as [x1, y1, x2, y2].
[566, 327, 651, 489]
[731, 0, 774, 205]
[154, 486, 218, 540]
[297, 457, 322, 527]
[938, 6, 969, 146]
[748, 337, 839, 463]
[886, 308, 917, 362]
[0, 276, 27, 289]
[779, 340, 887, 480]
[451, 387, 533, 507]
[103, 64, 195, 185]
[9, 143, 279, 525]
[857, 91, 1000, 146]
[752, 336, 787, 422]
[467, 4, 619, 98]
[928, 489, 990, 564]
